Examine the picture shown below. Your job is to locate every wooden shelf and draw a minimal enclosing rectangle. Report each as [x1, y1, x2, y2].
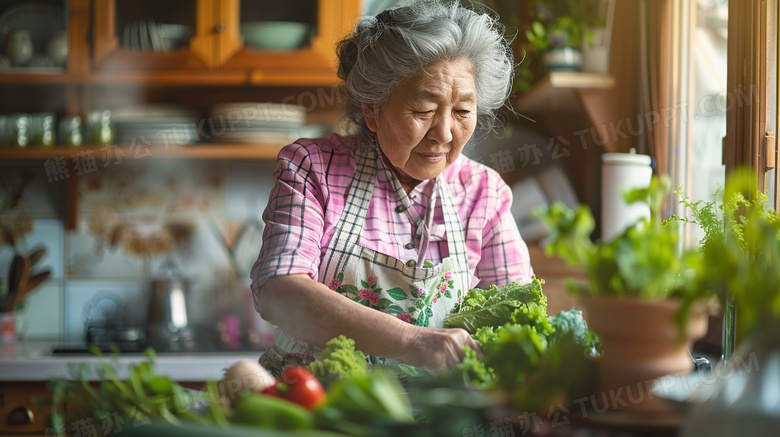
[516, 72, 615, 116]
[0, 70, 341, 86]
[0, 143, 284, 231]
[0, 144, 285, 161]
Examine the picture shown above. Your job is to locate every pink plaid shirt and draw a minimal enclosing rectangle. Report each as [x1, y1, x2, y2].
[250, 134, 533, 294]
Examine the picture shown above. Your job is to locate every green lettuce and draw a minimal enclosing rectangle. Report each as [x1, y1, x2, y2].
[443, 278, 546, 333]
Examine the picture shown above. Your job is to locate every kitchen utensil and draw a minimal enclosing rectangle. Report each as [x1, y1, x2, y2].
[44, 31, 68, 64]
[0, 3, 65, 55]
[123, 22, 131, 49]
[130, 21, 139, 51]
[30, 113, 56, 146]
[86, 109, 114, 145]
[27, 246, 46, 266]
[5, 29, 33, 66]
[232, 215, 264, 279]
[139, 20, 149, 51]
[3, 254, 30, 312]
[157, 23, 193, 50]
[145, 258, 194, 351]
[9, 113, 31, 147]
[240, 21, 310, 50]
[148, 19, 163, 52]
[0, 116, 9, 146]
[58, 116, 83, 146]
[14, 271, 51, 308]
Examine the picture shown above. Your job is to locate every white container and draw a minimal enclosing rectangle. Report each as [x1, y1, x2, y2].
[45, 31, 68, 65]
[581, 28, 610, 74]
[601, 152, 653, 241]
[5, 29, 33, 66]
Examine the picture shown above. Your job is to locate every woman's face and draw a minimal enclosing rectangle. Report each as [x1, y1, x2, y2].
[364, 57, 478, 192]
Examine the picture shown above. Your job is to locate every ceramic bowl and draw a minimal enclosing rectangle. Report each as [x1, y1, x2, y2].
[157, 23, 192, 50]
[240, 21, 310, 50]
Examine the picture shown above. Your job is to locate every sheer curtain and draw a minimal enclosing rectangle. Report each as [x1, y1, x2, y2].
[640, 0, 727, 243]
[640, 0, 674, 182]
[689, 0, 728, 242]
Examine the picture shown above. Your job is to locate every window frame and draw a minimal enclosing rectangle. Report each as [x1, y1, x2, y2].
[724, 0, 779, 208]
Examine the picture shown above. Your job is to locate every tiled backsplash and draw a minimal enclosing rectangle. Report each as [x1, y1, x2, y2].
[0, 159, 277, 344]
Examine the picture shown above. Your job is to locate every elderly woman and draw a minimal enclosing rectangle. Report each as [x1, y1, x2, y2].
[251, 0, 533, 375]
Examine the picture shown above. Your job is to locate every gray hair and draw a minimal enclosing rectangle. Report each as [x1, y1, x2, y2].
[336, 0, 515, 145]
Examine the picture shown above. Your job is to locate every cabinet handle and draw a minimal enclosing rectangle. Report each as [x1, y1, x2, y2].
[7, 406, 34, 426]
[214, 23, 227, 33]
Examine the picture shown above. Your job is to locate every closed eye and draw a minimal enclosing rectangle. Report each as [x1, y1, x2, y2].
[414, 110, 435, 119]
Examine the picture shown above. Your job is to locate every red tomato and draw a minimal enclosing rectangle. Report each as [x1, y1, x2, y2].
[264, 367, 326, 410]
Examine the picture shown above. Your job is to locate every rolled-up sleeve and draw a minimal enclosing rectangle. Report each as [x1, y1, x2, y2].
[250, 142, 328, 299]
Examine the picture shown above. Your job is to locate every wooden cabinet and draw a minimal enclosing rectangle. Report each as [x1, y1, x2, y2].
[0, 0, 363, 230]
[90, 0, 361, 85]
[0, 382, 53, 436]
[92, 0, 213, 72]
[0, 0, 361, 84]
[0, 0, 362, 151]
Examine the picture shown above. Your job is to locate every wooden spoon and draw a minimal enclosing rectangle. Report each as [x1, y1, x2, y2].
[12, 270, 50, 309]
[3, 255, 30, 312]
[28, 247, 47, 267]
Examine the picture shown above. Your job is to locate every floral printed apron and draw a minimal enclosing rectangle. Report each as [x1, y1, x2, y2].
[259, 143, 471, 376]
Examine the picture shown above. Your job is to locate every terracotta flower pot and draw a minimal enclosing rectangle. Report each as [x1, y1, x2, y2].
[577, 295, 709, 414]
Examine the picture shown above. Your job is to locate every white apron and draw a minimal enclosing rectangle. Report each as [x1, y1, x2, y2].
[259, 143, 471, 375]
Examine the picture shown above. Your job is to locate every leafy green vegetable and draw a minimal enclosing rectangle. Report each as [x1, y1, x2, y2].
[509, 330, 597, 412]
[308, 335, 368, 379]
[548, 308, 602, 356]
[454, 308, 601, 411]
[443, 277, 547, 333]
[455, 345, 493, 388]
[314, 371, 414, 436]
[482, 324, 547, 390]
[49, 347, 214, 432]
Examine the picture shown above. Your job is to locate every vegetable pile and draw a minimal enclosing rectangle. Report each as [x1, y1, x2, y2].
[443, 278, 601, 412]
[49, 279, 601, 435]
[48, 346, 414, 436]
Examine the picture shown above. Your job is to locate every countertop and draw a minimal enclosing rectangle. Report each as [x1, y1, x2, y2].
[0, 340, 263, 382]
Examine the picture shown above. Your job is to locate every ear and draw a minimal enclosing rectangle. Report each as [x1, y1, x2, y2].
[362, 104, 379, 132]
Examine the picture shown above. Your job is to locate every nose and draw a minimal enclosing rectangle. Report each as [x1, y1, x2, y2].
[426, 113, 453, 144]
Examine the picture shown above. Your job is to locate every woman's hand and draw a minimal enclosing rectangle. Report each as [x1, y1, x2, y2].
[397, 326, 482, 374]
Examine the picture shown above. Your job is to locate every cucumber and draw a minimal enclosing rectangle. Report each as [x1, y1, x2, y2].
[231, 394, 314, 430]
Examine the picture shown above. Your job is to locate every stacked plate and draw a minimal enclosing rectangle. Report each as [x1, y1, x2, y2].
[113, 105, 200, 146]
[209, 102, 317, 144]
[122, 20, 192, 52]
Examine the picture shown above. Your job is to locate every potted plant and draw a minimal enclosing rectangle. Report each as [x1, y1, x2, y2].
[675, 169, 780, 435]
[533, 175, 709, 415]
[673, 169, 780, 345]
[524, 0, 607, 74]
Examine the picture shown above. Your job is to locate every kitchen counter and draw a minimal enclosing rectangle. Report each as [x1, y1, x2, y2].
[0, 340, 263, 382]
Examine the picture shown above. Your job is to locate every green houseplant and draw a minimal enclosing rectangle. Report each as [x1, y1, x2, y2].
[675, 169, 780, 436]
[533, 175, 709, 414]
[523, 0, 607, 75]
[673, 168, 780, 347]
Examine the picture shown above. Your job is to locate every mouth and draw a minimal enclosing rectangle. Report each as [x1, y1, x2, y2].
[417, 152, 447, 164]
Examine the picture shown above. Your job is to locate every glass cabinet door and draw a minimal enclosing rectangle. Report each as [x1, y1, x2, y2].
[218, 0, 361, 84]
[92, 0, 216, 71]
[0, 0, 69, 73]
